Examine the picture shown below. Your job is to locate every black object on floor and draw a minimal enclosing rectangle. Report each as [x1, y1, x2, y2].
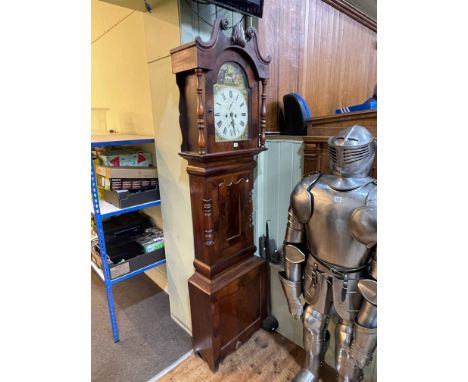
[91, 271, 192, 382]
[260, 221, 279, 332]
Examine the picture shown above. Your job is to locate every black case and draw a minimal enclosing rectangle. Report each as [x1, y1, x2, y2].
[92, 246, 165, 280]
[102, 188, 160, 208]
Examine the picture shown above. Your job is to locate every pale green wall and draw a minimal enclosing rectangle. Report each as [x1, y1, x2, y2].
[254, 137, 304, 346]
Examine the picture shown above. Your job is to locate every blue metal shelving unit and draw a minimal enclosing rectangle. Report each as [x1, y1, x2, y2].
[91, 134, 166, 342]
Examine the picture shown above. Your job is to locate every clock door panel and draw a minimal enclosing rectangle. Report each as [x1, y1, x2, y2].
[209, 172, 253, 267]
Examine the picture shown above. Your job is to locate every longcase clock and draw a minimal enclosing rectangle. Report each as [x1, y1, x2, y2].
[170, 17, 271, 371]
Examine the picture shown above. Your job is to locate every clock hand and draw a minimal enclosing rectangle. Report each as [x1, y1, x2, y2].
[230, 116, 238, 135]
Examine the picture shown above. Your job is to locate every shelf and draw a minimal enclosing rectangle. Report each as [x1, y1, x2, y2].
[91, 133, 155, 148]
[91, 258, 166, 285]
[90, 132, 162, 343]
[91, 198, 161, 218]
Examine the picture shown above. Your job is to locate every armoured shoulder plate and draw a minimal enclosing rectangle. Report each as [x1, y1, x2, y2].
[290, 172, 320, 224]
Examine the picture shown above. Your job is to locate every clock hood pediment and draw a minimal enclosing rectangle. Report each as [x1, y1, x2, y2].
[171, 17, 270, 80]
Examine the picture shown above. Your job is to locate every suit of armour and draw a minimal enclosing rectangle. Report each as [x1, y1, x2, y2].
[279, 125, 377, 382]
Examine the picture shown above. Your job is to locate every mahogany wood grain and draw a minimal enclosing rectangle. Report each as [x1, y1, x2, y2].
[171, 18, 270, 372]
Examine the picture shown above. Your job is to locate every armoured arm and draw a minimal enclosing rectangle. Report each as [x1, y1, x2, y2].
[340, 189, 377, 377]
[279, 173, 320, 319]
[279, 207, 306, 320]
[352, 185, 377, 327]
[350, 184, 376, 248]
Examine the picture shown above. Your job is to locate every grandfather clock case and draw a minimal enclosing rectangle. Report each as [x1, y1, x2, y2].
[170, 18, 271, 371]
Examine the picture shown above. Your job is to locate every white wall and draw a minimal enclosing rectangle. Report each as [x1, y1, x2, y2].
[143, 2, 195, 334]
[91, 1, 154, 136]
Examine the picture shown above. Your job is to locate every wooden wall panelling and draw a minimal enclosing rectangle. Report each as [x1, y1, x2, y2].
[257, 0, 280, 132]
[307, 110, 377, 134]
[276, 1, 308, 117]
[303, 0, 377, 117]
[257, 0, 308, 132]
[257, 0, 376, 131]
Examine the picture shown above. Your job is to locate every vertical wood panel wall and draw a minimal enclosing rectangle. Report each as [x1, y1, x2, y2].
[258, 0, 377, 131]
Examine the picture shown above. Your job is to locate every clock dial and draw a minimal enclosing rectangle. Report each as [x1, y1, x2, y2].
[214, 88, 248, 141]
[213, 62, 249, 142]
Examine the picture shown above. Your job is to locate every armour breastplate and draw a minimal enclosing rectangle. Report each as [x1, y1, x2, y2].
[306, 175, 375, 269]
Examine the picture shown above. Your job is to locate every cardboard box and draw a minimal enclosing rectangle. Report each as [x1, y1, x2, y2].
[98, 149, 152, 167]
[96, 165, 157, 179]
[97, 174, 158, 191]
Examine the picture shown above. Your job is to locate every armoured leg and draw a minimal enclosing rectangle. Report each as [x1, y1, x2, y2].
[337, 324, 377, 382]
[291, 307, 329, 382]
[335, 319, 354, 378]
[292, 272, 333, 382]
[337, 280, 377, 382]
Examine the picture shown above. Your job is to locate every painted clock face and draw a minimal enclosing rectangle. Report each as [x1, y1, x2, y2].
[213, 62, 249, 142]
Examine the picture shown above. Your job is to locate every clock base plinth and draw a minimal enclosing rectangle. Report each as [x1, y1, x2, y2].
[188, 256, 267, 372]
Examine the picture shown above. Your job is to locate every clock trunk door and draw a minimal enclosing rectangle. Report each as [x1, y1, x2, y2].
[209, 171, 253, 268]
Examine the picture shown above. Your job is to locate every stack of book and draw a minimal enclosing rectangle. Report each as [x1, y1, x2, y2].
[94, 147, 160, 208]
